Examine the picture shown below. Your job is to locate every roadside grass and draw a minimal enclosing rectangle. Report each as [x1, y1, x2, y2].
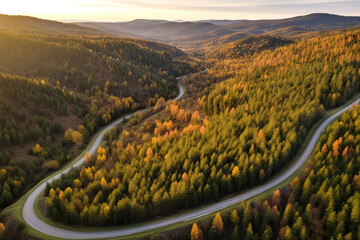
[3, 92, 360, 240]
[179, 82, 187, 95]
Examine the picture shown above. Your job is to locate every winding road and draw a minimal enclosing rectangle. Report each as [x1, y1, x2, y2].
[22, 68, 360, 239]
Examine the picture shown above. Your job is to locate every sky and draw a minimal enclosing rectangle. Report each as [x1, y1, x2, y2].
[0, 0, 359, 22]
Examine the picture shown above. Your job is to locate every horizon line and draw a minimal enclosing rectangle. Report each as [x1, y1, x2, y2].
[1, 12, 360, 24]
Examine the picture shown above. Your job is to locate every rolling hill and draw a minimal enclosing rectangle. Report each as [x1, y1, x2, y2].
[226, 13, 360, 33]
[0, 15, 192, 216]
[209, 35, 293, 59]
[74, 13, 360, 51]
[0, 14, 104, 35]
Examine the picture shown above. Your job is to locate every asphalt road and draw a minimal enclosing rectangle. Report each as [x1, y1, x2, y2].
[22, 69, 200, 239]
[22, 71, 360, 239]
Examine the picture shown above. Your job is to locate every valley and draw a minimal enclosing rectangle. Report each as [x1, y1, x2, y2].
[0, 11, 360, 240]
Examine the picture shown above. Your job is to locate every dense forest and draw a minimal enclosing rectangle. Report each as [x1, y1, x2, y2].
[188, 104, 360, 240]
[0, 73, 74, 209]
[0, 29, 191, 149]
[208, 35, 293, 60]
[0, 27, 194, 214]
[0, 73, 68, 149]
[0, 32, 184, 98]
[44, 30, 360, 226]
[0, 32, 194, 144]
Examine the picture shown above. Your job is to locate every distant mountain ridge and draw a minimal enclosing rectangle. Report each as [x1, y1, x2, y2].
[74, 13, 360, 51]
[0, 14, 104, 35]
[1, 13, 359, 52]
[226, 13, 360, 32]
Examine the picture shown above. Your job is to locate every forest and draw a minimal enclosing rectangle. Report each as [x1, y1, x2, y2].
[0, 32, 196, 147]
[44, 29, 360, 226]
[0, 28, 194, 214]
[0, 32, 185, 98]
[0, 13, 360, 240]
[0, 73, 72, 209]
[208, 35, 293, 60]
[188, 104, 360, 240]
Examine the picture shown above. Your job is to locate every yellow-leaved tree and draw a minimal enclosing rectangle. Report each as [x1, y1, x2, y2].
[211, 212, 224, 236]
[190, 223, 203, 240]
[0, 223, 5, 237]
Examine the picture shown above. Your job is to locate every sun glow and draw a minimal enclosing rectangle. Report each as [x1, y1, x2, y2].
[0, 0, 359, 21]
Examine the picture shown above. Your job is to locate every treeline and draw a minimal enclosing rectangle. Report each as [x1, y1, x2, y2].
[44, 30, 360, 226]
[188, 104, 360, 240]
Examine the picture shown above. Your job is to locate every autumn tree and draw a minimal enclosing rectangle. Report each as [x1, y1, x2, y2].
[271, 189, 281, 206]
[154, 97, 166, 111]
[212, 212, 224, 236]
[229, 209, 240, 225]
[258, 129, 264, 140]
[191, 111, 201, 122]
[321, 144, 328, 154]
[182, 172, 189, 182]
[71, 130, 84, 145]
[0, 223, 5, 238]
[244, 223, 254, 240]
[190, 223, 203, 240]
[332, 139, 340, 157]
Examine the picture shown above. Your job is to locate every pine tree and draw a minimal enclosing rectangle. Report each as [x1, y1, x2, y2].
[190, 223, 203, 240]
[245, 223, 254, 240]
[261, 226, 273, 240]
[229, 209, 240, 225]
[211, 212, 224, 236]
[300, 226, 307, 240]
[350, 200, 360, 224]
[231, 225, 240, 240]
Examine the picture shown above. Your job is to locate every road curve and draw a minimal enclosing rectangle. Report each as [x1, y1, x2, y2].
[22, 69, 205, 239]
[23, 76, 360, 239]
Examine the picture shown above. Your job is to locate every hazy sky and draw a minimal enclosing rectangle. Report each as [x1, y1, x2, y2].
[0, 0, 359, 21]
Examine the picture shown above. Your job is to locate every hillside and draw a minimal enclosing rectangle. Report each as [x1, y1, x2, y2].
[75, 13, 360, 51]
[0, 32, 185, 99]
[0, 14, 103, 35]
[0, 16, 193, 214]
[188, 104, 360, 239]
[76, 20, 223, 42]
[226, 13, 360, 33]
[1, 11, 360, 240]
[43, 29, 360, 227]
[209, 35, 293, 59]
[0, 73, 77, 209]
[265, 26, 310, 37]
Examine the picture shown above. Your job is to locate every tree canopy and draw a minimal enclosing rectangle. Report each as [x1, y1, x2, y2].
[44, 29, 360, 227]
